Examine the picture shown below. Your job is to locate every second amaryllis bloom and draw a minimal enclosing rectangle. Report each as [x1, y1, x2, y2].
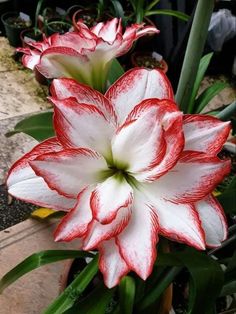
[17, 18, 159, 92]
[7, 68, 231, 288]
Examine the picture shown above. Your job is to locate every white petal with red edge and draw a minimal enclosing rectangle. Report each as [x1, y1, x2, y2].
[115, 24, 159, 58]
[54, 186, 94, 242]
[30, 148, 107, 198]
[83, 206, 132, 250]
[50, 78, 116, 124]
[8, 176, 76, 211]
[117, 190, 159, 280]
[7, 138, 76, 210]
[99, 239, 129, 288]
[112, 100, 167, 173]
[105, 68, 174, 124]
[133, 109, 184, 181]
[97, 18, 121, 43]
[90, 174, 133, 224]
[183, 115, 231, 155]
[141, 185, 206, 249]
[51, 97, 115, 158]
[36, 47, 92, 84]
[149, 152, 231, 203]
[49, 32, 96, 53]
[195, 194, 227, 247]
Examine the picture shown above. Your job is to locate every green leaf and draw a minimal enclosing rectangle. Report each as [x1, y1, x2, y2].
[217, 177, 236, 214]
[138, 266, 180, 311]
[216, 100, 236, 121]
[187, 52, 214, 113]
[139, 249, 224, 313]
[64, 282, 115, 314]
[111, 0, 125, 20]
[175, 0, 215, 113]
[217, 191, 236, 214]
[119, 276, 136, 314]
[145, 9, 190, 22]
[44, 255, 99, 314]
[107, 58, 125, 86]
[0, 250, 94, 293]
[5, 111, 54, 141]
[194, 82, 228, 113]
[179, 249, 224, 314]
[220, 281, 236, 296]
[146, 0, 161, 12]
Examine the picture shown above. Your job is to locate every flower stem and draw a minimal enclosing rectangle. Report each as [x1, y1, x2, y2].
[175, 0, 214, 113]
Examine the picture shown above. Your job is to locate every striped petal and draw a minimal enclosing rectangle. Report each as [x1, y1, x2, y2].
[51, 97, 115, 158]
[140, 185, 206, 249]
[50, 78, 116, 124]
[30, 148, 107, 198]
[183, 115, 231, 155]
[54, 186, 94, 242]
[112, 99, 183, 179]
[7, 138, 76, 210]
[36, 47, 92, 84]
[195, 194, 227, 247]
[105, 68, 174, 124]
[97, 18, 121, 43]
[149, 152, 231, 203]
[99, 239, 129, 288]
[117, 190, 159, 280]
[90, 175, 133, 224]
[83, 206, 132, 250]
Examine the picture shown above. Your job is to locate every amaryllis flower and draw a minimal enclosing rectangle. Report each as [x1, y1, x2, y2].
[7, 68, 231, 288]
[17, 18, 158, 91]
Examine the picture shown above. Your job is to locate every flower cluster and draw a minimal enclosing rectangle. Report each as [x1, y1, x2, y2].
[18, 18, 158, 91]
[7, 68, 231, 288]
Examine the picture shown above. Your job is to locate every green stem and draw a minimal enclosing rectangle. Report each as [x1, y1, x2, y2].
[216, 101, 236, 121]
[175, 0, 214, 113]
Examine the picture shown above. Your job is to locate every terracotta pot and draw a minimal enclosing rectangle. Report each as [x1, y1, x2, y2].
[131, 51, 168, 73]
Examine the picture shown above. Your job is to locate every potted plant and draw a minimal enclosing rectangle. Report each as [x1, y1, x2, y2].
[1, 1, 236, 313]
[20, 0, 46, 47]
[1, 11, 32, 47]
[131, 51, 168, 72]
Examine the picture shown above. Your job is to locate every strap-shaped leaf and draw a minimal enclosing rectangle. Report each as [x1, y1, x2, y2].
[6, 111, 54, 141]
[138, 249, 224, 313]
[146, 9, 190, 22]
[44, 255, 98, 314]
[194, 82, 228, 113]
[0, 250, 94, 293]
[186, 52, 213, 113]
[119, 276, 136, 314]
[64, 282, 115, 314]
[217, 177, 236, 214]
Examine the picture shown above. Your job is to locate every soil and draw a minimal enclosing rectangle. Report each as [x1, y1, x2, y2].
[47, 21, 72, 34]
[0, 184, 35, 230]
[79, 14, 97, 27]
[134, 55, 165, 70]
[6, 16, 31, 29]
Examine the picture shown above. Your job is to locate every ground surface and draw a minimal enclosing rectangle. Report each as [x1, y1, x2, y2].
[0, 37, 50, 229]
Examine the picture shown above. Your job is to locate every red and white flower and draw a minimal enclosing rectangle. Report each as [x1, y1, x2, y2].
[17, 18, 158, 91]
[7, 68, 231, 288]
